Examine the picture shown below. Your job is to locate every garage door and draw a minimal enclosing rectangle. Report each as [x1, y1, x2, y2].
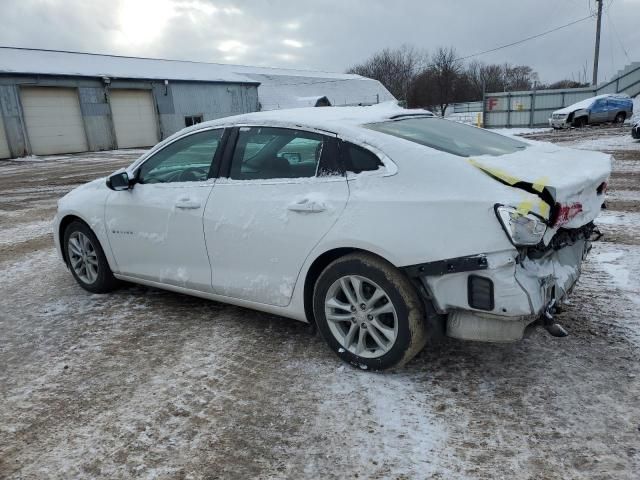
[0, 115, 10, 159]
[110, 90, 159, 149]
[21, 87, 88, 155]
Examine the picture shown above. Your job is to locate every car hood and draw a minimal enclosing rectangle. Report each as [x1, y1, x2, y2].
[552, 102, 593, 116]
[469, 142, 611, 229]
[59, 177, 107, 204]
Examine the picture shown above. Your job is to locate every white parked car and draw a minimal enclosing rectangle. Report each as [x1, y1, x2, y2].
[54, 104, 610, 370]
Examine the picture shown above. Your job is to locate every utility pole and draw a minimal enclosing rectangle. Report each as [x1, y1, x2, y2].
[592, 0, 603, 86]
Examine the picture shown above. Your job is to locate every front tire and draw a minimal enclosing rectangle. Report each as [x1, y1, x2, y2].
[63, 220, 120, 293]
[614, 112, 626, 124]
[313, 253, 428, 370]
[573, 116, 587, 128]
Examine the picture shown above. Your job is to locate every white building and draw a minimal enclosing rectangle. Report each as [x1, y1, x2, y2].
[0, 47, 394, 158]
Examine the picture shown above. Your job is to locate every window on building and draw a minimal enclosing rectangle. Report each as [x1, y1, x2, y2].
[185, 115, 204, 127]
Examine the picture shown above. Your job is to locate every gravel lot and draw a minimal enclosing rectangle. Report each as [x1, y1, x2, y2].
[1, 126, 639, 479]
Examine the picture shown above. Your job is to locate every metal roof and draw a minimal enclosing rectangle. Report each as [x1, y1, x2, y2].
[0, 46, 396, 109]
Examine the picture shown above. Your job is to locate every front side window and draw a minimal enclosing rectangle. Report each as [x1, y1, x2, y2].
[366, 117, 527, 157]
[138, 129, 223, 184]
[230, 127, 324, 180]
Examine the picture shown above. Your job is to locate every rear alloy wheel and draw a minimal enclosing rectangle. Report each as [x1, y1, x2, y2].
[325, 275, 398, 358]
[313, 253, 428, 370]
[614, 112, 626, 124]
[64, 220, 120, 293]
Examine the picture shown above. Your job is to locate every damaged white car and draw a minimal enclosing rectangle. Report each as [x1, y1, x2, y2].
[53, 104, 611, 370]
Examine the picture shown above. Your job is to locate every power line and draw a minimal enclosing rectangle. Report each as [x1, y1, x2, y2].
[457, 14, 596, 61]
[605, 9, 632, 62]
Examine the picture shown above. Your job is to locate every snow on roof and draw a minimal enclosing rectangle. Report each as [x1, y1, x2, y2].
[184, 102, 433, 136]
[0, 46, 395, 111]
[132, 103, 433, 170]
[554, 93, 631, 114]
[240, 73, 395, 110]
[0, 47, 254, 83]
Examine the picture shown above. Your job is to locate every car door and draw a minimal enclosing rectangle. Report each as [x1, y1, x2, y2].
[105, 128, 224, 291]
[203, 126, 349, 307]
[604, 99, 615, 122]
[590, 99, 608, 123]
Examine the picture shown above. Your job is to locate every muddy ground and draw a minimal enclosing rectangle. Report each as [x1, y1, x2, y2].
[1, 127, 639, 479]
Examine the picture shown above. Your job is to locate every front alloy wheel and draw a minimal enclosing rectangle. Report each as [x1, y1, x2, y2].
[68, 231, 99, 284]
[313, 252, 428, 370]
[63, 220, 120, 293]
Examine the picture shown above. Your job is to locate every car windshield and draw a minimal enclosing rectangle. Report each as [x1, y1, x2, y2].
[366, 117, 528, 157]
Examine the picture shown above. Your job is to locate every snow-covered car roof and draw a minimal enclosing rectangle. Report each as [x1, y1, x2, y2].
[135, 103, 435, 165]
[553, 93, 631, 115]
[194, 102, 434, 133]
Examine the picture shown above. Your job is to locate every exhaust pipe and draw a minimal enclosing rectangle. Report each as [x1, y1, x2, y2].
[542, 299, 569, 337]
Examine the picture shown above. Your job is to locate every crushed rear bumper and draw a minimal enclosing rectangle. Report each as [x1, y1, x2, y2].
[408, 233, 592, 342]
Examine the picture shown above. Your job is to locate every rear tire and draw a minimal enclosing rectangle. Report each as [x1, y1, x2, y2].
[614, 112, 626, 124]
[313, 253, 428, 370]
[63, 220, 120, 293]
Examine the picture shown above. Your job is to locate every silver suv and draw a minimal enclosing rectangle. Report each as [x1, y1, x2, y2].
[549, 94, 634, 128]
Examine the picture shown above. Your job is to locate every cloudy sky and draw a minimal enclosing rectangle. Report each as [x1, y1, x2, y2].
[1, 0, 639, 84]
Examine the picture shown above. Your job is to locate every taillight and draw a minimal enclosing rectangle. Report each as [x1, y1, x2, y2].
[551, 202, 583, 227]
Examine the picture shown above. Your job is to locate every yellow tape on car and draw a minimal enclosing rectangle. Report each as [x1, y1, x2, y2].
[468, 159, 520, 186]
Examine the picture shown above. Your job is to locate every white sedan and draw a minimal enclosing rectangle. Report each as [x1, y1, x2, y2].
[54, 104, 610, 370]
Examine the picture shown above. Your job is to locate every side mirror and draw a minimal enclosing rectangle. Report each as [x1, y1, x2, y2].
[106, 171, 132, 191]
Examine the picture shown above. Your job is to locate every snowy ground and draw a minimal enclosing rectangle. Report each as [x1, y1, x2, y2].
[1, 129, 639, 479]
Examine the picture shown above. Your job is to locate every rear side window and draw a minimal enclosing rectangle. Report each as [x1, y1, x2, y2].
[342, 142, 382, 173]
[229, 127, 327, 180]
[366, 117, 527, 157]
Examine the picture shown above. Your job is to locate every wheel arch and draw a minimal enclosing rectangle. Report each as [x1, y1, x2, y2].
[58, 214, 112, 269]
[59, 214, 87, 266]
[302, 247, 397, 327]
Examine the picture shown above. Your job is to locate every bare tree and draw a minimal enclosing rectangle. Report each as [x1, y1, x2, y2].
[351, 45, 546, 107]
[408, 47, 464, 115]
[539, 79, 590, 89]
[465, 61, 505, 98]
[347, 45, 427, 102]
[503, 64, 539, 91]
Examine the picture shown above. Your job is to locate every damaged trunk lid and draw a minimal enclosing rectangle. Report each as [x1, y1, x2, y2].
[469, 142, 611, 229]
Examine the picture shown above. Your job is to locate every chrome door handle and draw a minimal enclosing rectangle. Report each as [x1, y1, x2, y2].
[175, 199, 201, 209]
